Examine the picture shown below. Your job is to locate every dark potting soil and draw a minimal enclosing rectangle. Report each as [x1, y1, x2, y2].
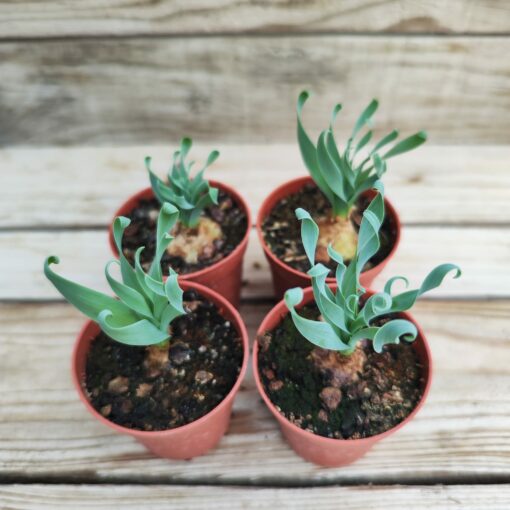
[121, 189, 248, 275]
[262, 183, 397, 273]
[85, 290, 244, 431]
[257, 305, 424, 440]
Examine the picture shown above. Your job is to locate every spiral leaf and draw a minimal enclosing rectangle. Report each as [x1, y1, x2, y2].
[44, 204, 186, 346]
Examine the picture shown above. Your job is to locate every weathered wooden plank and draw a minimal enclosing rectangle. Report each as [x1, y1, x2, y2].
[1, 484, 509, 509]
[0, 226, 500, 300]
[0, 0, 508, 39]
[0, 301, 509, 484]
[1, 37, 509, 146]
[2, 145, 509, 227]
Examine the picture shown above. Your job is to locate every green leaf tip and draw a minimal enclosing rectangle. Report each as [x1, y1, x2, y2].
[45, 255, 59, 267]
[285, 190, 460, 355]
[296, 91, 426, 218]
[146, 138, 219, 228]
[298, 90, 311, 108]
[295, 207, 319, 266]
[161, 202, 179, 216]
[44, 204, 186, 347]
[383, 130, 428, 160]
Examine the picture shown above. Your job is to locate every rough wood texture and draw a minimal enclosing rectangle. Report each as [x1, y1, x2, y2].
[0, 301, 509, 484]
[1, 484, 509, 509]
[1, 0, 509, 39]
[1, 37, 509, 146]
[0, 140, 509, 502]
[2, 145, 509, 228]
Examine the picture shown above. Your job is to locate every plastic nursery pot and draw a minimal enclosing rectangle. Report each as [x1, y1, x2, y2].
[252, 286, 432, 467]
[109, 180, 251, 307]
[256, 176, 401, 300]
[71, 281, 249, 460]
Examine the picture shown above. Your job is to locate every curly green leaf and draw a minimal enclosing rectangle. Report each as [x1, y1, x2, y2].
[284, 199, 460, 356]
[97, 310, 170, 346]
[284, 287, 350, 351]
[44, 205, 187, 347]
[295, 207, 319, 266]
[373, 319, 418, 353]
[295, 92, 425, 216]
[383, 131, 427, 160]
[146, 138, 220, 228]
[391, 264, 462, 312]
[44, 256, 137, 326]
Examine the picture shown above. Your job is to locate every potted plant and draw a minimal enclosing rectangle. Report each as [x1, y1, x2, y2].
[253, 189, 460, 466]
[257, 91, 427, 298]
[45, 203, 249, 460]
[109, 138, 251, 306]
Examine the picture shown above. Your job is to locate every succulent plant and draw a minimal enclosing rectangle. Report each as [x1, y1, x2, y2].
[44, 203, 186, 346]
[297, 91, 427, 220]
[146, 137, 220, 228]
[284, 188, 461, 355]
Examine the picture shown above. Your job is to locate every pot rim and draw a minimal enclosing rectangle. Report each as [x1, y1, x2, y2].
[252, 285, 433, 446]
[256, 176, 401, 282]
[72, 280, 250, 438]
[108, 179, 252, 281]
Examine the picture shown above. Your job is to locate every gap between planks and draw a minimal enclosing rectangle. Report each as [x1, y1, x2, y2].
[2, 31, 510, 44]
[0, 301, 509, 486]
[2, 222, 510, 234]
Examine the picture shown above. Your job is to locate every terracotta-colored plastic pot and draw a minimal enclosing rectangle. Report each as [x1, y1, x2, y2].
[72, 281, 249, 460]
[257, 176, 401, 300]
[253, 286, 432, 467]
[109, 181, 251, 307]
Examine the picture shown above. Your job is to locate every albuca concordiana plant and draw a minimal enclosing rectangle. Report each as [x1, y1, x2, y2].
[146, 137, 219, 229]
[44, 203, 186, 346]
[297, 91, 427, 262]
[284, 187, 461, 355]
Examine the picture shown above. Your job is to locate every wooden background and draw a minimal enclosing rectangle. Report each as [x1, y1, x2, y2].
[1, 2, 510, 509]
[1, 0, 510, 145]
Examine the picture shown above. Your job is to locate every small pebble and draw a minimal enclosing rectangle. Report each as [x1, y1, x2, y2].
[318, 410, 329, 422]
[263, 368, 275, 381]
[195, 370, 214, 385]
[136, 383, 153, 398]
[169, 341, 191, 365]
[148, 209, 159, 222]
[320, 387, 342, 411]
[100, 405, 112, 417]
[107, 376, 129, 394]
[269, 380, 284, 391]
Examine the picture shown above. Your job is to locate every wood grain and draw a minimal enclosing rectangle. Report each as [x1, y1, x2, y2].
[0, 0, 508, 39]
[0, 300, 509, 485]
[1, 37, 509, 146]
[2, 144, 509, 228]
[1, 484, 509, 509]
[0, 225, 499, 301]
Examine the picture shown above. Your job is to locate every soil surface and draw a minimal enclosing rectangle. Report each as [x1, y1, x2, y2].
[257, 304, 424, 440]
[122, 189, 248, 275]
[85, 290, 244, 431]
[262, 183, 397, 273]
